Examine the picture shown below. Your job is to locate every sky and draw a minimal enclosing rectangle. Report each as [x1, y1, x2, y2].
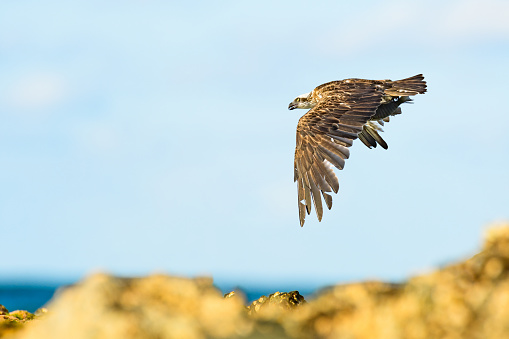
[1, 0, 508, 291]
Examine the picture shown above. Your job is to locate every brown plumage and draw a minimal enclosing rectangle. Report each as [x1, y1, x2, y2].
[288, 74, 427, 226]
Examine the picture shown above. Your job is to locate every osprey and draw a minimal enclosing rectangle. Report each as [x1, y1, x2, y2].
[289, 74, 427, 226]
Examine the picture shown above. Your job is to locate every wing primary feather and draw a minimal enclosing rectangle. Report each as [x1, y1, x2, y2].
[315, 159, 339, 193]
[298, 202, 306, 227]
[310, 162, 332, 192]
[297, 176, 306, 226]
[308, 174, 323, 221]
[322, 137, 350, 159]
[319, 138, 350, 159]
[333, 123, 362, 134]
[317, 145, 346, 170]
[358, 131, 376, 148]
[365, 125, 388, 150]
[296, 159, 313, 214]
[301, 173, 312, 215]
[326, 129, 359, 139]
[327, 134, 353, 147]
[297, 175, 304, 201]
[322, 192, 333, 210]
[304, 183, 312, 214]
[302, 148, 313, 170]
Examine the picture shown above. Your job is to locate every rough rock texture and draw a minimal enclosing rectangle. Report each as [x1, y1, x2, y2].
[0, 306, 8, 316]
[247, 291, 305, 316]
[4, 224, 509, 339]
[0, 307, 36, 338]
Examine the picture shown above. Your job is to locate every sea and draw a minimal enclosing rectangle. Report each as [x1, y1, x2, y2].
[0, 284, 59, 313]
[0, 282, 318, 313]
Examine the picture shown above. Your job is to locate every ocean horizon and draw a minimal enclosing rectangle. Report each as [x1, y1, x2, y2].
[0, 280, 320, 313]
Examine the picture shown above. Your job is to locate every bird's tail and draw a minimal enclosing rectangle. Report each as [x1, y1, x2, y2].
[386, 74, 427, 96]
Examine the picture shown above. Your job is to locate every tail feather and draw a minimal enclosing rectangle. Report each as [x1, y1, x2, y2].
[385, 74, 427, 96]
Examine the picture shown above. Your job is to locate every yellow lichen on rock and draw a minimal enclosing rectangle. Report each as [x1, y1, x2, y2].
[0, 307, 36, 338]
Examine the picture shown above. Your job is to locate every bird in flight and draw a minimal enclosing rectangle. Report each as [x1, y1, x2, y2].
[289, 74, 427, 226]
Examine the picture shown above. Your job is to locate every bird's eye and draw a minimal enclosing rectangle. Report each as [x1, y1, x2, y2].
[296, 98, 300, 102]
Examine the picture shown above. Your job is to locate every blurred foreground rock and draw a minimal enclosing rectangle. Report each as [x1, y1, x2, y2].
[4, 224, 509, 339]
[0, 307, 35, 338]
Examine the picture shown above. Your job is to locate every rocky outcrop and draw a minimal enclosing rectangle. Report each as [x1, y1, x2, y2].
[247, 290, 305, 316]
[0, 307, 36, 338]
[3, 224, 509, 339]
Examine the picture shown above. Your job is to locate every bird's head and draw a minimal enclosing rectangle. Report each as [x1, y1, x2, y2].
[288, 92, 313, 110]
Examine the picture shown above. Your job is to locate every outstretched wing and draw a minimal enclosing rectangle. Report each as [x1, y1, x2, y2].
[294, 84, 384, 226]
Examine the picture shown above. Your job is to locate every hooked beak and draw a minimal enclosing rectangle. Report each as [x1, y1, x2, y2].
[288, 102, 296, 110]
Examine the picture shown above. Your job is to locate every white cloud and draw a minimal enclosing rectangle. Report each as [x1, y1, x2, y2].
[6, 72, 68, 112]
[441, 0, 509, 38]
[317, 0, 509, 56]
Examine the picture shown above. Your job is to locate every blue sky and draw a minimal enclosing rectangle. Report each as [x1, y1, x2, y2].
[1, 0, 508, 290]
